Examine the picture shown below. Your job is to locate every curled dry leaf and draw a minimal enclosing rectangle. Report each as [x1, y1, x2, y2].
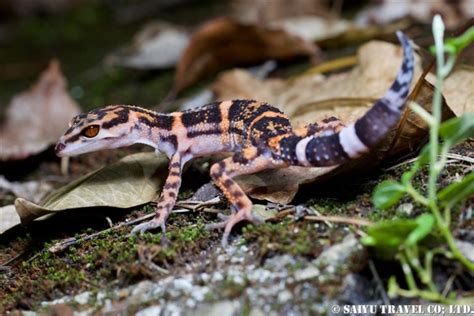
[105, 22, 190, 69]
[213, 40, 456, 204]
[13, 153, 168, 227]
[0, 60, 81, 161]
[173, 17, 318, 94]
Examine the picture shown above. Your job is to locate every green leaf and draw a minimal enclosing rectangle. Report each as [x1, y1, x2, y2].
[406, 214, 435, 246]
[373, 180, 406, 209]
[362, 214, 436, 259]
[438, 172, 474, 207]
[439, 114, 474, 146]
[361, 218, 418, 258]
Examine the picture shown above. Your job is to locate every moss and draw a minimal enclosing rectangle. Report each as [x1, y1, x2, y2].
[0, 207, 217, 312]
[242, 220, 324, 258]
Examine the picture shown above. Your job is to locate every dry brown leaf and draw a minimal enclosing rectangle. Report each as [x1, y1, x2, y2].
[269, 16, 351, 43]
[213, 39, 425, 117]
[105, 22, 190, 70]
[438, 67, 474, 116]
[355, 0, 473, 29]
[173, 17, 318, 94]
[231, 0, 332, 25]
[0, 60, 81, 161]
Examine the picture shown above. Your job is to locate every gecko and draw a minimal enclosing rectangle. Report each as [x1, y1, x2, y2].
[55, 31, 414, 247]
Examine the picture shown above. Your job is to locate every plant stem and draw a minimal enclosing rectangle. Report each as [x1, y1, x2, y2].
[430, 15, 474, 272]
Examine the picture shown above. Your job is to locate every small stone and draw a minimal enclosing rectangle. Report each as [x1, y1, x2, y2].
[277, 290, 293, 303]
[135, 305, 162, 316]
[187, 301, 240, 316]
[173, 278, 193, 293]
[73, 291, 91, 305]
[294, 266, 320, 281]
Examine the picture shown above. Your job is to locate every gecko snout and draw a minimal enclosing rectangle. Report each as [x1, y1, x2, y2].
[55, 142, 66, 156]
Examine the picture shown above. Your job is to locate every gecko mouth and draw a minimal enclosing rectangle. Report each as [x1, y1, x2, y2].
[55, 142, 66, 156]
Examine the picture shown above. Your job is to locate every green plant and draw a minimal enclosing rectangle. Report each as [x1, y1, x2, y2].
[363, 16, 474, 303]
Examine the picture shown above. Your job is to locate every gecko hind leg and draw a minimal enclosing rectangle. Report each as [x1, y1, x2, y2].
[207, 146, 285, 247]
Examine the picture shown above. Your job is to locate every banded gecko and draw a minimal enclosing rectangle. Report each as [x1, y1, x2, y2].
[55, 32, 414, 247]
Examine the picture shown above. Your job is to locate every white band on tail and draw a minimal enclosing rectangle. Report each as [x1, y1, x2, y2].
[339, 123, 369, 158]
[295, 136, 313, 166]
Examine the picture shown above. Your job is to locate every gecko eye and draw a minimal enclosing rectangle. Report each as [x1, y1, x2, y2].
[81, 125, 100, 138]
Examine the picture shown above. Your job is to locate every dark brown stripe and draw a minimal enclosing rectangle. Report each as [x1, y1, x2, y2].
[232, 152, 249, 164]
[228, 99, 256, 120]
[235, 201, 245, 210]
[102, 108, 130, 129]
[305, 134, 349, 166]
[161, 135, 178, 148]
[223, 179, 234, 187]
[181, 102, 222, 127]
[164, 181, 180, 189]
[354, 102, 398, 147]
[233, 191, 244, 198]
[279, 135, 302, 164]
[65, 133, 81, 144]
[243, 104, 283, 127]
[187, 128, 222, 138]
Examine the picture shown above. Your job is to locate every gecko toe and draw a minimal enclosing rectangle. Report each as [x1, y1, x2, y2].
[131, 219, 164, 236]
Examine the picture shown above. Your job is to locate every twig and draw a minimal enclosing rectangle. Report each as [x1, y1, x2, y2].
[300, 215, 373, 227]
[48, 212, 156, 253]
[368, 259, 391, 305]
[309, 206, 333, 228]
[386, 153, 474, 171]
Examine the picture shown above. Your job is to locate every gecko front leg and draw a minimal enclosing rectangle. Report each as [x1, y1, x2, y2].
[131, 154, 182, 236]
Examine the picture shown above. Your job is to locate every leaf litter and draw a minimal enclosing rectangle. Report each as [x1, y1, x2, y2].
[0, 60, 81, 161]
[1, 153, 168, 234]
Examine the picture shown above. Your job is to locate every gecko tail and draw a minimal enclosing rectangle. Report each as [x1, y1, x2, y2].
[291, 31, 414, 167]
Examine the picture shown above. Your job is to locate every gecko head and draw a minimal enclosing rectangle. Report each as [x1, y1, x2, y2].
[55, 105, 139, 157]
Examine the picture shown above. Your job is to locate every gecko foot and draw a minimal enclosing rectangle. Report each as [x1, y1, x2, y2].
[206, 208, 263, 248]
[131, 217, 169, 245]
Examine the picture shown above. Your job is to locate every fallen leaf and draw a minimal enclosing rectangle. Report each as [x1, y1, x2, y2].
[0, 204, 20, 234]
[231, 0, 332, 25]
[105, 22, 190, 69]
[213, 39, 424, 116]
[173, 17, 318, 93]
[13, 152, 168, 226]
[0, 60, 81, 161]
[236, 166, 337, 204]
[269, 16, 352, 43]
[0, 175, 53, 203]
[437, 66, 474, 115]
[355, 0, 473, 29]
